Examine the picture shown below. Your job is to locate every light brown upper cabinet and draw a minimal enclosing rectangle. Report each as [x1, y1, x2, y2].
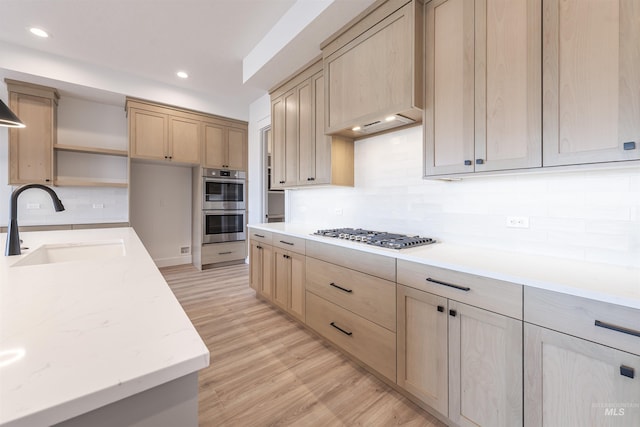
[543, 0, 640, 166]
[270, 60, 354, 189]
[202, 121, 247, 170]
[127, 99, 201, 165]
[322, 0, 424, 139]
[6, 79, 59, 185]
[424, 0, 542, 176]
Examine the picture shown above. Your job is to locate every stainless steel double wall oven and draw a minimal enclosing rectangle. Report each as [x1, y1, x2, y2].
[202, 168, 246, 244]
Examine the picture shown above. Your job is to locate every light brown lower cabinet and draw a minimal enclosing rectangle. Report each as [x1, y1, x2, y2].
[397, 284, 523, 426]
[306, 291, 396, 382]
[249, 240, 273, 299]
[524, 323, 640, 426]
[273, 248, 305, 321]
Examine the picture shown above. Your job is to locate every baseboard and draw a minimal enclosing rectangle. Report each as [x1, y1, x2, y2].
[154, 255, 193, 268]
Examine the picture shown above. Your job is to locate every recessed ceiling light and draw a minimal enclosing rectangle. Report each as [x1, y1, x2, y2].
[385, 115, 396, 122]
[352, 126, 361, 132]
[29, 27, 49, 38]
[177, 71, 188, 79]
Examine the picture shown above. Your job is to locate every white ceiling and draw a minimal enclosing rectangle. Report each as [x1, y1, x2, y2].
[0, 0, 375, 118]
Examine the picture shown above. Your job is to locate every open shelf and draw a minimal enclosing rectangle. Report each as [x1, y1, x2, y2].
[54, 144, 128, 157]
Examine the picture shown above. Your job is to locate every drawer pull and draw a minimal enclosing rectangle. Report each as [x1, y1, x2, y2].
[282, 254, 290, 259]
[594, 320, 640, 338]
[218, 251, 233, 255]
[426, 277, 471, 292]
[279, 240, 294, 246]
[256, 245, 263, 250]
[254, 233, 265, 238]
[329, 282, 353, 293]
[330, 321, 353, 336]
[437, 305, 444, 313]
[620, 365, 635, 379]
[449, 309, 457, 317]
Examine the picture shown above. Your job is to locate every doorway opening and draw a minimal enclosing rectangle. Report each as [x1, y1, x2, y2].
[261, 126, 284, 223]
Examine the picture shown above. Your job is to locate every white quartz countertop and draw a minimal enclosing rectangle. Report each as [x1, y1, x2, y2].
[249, 223, 640, 310]
[0, 228, 209, 427]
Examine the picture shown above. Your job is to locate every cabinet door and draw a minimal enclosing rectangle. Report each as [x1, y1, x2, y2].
[168, 115, 200, 164]
[397, 285, 449, 416]
[283, 90, 298, 187]
[312, 72, 331, 185]
[261, 245, 273, 298]
[424, 0, 475, 176]
[129, 108, 168, 161]
[227, 127, 247, 170]
[449, 301, 523, 427]
[297, 78, 314, 185]
[474, 0, 541, 171]
[288, 252, 305, 321]
[249, 241, 262, 293]
[543, 0, 640, 166]
[203, 122, 225, 168]
[270, 96, 286, 189]
[525, 323, 640, 426]
[273, 249, 290, 310]
[8, 92, 55, 184]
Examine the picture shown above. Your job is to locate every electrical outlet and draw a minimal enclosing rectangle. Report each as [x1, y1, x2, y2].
[92, 203, 104, 209]
[180, 246, 190, 254]
[26, 203, 40, 209]
[334, 208, 343, 216]
[506, 216, 530, 229]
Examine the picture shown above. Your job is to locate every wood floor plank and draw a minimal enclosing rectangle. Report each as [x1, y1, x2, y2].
[161, 264, 445, 427]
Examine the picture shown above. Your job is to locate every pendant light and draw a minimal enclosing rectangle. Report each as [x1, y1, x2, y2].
[0, 100, 25, 128]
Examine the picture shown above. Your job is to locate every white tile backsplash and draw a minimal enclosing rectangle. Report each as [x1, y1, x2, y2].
[288, 126, 640, 267]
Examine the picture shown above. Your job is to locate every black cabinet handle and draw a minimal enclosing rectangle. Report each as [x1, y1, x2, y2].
[279, 240, 294, 246]
[330, 322, 353, 336]
[623, 141, 636, 150]
[437, 305, 444, 313]
[218, 251, 233, 255]
[279, 180, 285, 184]
[620, 365, 635, 379]
[426, 277, 471, 292]
[475, 159, 484, 164]
[282, 254, 290, 259]
[464, 160, 472, 166]
[329, 282, 353, 293]
[594, 320, 640, 338]
[254, 233, 265, 238]
[256, 245, 263, 250]
[449, 309, 457, 317]
[307, 177, 315, 181]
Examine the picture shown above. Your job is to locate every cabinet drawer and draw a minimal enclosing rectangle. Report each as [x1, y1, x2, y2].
[202, 241, 247, 265]
[306, 292, 396, 382]
[249, 229, 272, 245]
[272, 233, 305, 254]
[525, 287, 640, 356]
[397, 260, 522, 320]
[306, 240, 396, 281]
[306, 257, 396, 331]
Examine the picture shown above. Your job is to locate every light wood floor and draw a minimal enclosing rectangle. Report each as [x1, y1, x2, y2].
[161, 263, 445, 427]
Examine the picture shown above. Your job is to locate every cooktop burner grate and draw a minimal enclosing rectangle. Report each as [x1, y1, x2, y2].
[313, 228, 435, 249]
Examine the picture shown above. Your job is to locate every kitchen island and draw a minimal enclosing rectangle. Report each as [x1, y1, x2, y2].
[0, 227, 209, 427]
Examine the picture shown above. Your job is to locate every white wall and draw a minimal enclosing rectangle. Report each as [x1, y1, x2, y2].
[129, 162, 193, 267]
[287, 126, 640, 268]
[1, 92, 129, 227]
[247, 94, 271, 226]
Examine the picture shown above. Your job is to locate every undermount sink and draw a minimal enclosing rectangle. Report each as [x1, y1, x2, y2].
[11, 240, 125, 267]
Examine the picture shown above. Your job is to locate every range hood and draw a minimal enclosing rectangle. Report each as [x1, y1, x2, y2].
[351, 114, 415, 136]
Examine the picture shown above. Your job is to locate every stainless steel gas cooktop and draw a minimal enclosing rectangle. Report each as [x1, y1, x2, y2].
[313, 228, 435, 250]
